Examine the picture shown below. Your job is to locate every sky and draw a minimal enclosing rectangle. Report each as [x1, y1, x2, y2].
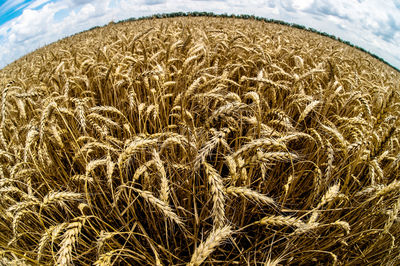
[0, 0, 399, 70]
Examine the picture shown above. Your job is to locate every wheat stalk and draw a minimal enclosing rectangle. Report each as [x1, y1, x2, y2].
[375, 180, 400, 198]
[0, 87, 9, 130]
[232, 138, 286, 158]
[204, 162, 226, 228]
[259, 215, 305, 228]
[56, 218, 85, 266]
[1, 14, 400, 265]
[298, 100, 320, 123]
[118, 137, 158, 169]
[85, 158, 108, 181]
[226, 186, 275, 206]
[39, 102, 57, 142]
[135, 188, 184, 226]
[187, 225, 232, 266]
[94, 251, 113, 266]
[152, 149, 169, 203]
[42, 191, 82, 207]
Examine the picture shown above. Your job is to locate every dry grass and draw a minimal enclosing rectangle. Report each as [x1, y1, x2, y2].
[0, 15, 400, 265]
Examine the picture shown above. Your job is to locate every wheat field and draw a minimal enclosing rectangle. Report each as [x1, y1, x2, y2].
[0, 15, 400, 265]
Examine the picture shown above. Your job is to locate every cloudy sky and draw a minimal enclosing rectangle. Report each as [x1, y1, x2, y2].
[0, 0, 399, 69]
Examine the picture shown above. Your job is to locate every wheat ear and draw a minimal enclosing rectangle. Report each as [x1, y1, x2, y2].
[298, 100, 319, 123]
[152, 149, 169, 203]
[56, 218, 85, 265]
[187, 225, 232, 266]
[42, 191, 82, 207]
[226, 186, 275, 206]
[259, 215, 305, 228]
[135, 188, 184, 226]
[204, 162, 226, 228]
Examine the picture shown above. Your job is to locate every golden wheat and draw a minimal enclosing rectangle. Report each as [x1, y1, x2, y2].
[0, 14, 399, 265]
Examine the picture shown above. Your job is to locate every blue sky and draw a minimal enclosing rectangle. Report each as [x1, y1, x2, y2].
[0, 0, 400, 70]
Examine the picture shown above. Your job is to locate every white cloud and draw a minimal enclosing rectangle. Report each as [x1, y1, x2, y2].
[272, 0, 400, 68]
[26, 0, 52, 9]
[0, 0, 399, 69]
[77, 3, 96, 18]
[143, 0, 166, 5]
[10, 8, 52, 43]
[68, 0, 95, 5]
[0, 0, 26, 15]
[0, 1, 67, 68]
[292, 0, 314, 10]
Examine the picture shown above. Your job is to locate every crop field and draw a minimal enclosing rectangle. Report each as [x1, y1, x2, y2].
[0, 15, 400, 265]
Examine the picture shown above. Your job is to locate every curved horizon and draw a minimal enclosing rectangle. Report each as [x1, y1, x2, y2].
[0, 0, 400, 70]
